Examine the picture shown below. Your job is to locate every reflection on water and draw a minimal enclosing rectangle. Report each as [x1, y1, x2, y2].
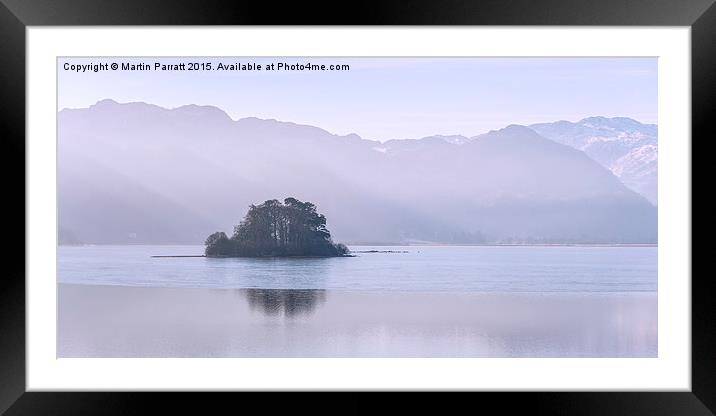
[58, 284, 658, 357]
[241, 289, 326, 317]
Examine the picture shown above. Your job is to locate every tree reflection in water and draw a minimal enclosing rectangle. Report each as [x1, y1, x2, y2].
[242, 289, 327, 317]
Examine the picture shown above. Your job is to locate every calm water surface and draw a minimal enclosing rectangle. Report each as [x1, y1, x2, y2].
[58, 245, 657, 357]
[58, 245, 657, 292]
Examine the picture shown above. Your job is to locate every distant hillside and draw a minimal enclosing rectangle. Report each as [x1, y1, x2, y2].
[58, 100, 657, 244]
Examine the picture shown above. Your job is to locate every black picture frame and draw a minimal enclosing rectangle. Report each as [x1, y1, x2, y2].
[1, 0, 710, 414]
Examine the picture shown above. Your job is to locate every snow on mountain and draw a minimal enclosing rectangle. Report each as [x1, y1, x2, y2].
[530, 117, 657, 204]
[429, 135, 472, 145]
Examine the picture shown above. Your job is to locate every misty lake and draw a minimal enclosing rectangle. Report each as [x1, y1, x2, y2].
[58, 245, 657, 357]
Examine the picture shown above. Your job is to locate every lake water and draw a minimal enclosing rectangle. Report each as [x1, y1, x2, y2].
[57, 245, 657, 357]
[58, 245, 657, 292]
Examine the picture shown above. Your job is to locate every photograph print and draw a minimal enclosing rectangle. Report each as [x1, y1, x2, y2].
[57, 57, 657, 358]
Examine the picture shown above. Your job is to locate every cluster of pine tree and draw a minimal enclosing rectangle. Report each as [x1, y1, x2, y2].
[205, 198, 349, 257]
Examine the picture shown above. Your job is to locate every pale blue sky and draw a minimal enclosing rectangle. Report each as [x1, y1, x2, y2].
[58, 57, 657, 141]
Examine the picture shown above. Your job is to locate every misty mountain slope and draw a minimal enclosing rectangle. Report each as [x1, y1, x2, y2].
[58, 100, 657, 244]
[529, 117, 658, 204]
[59, 148, 219, 244]
[373, 125, 656, 243]
[463, 125, 629, 197]
[376, 125, 631, 203]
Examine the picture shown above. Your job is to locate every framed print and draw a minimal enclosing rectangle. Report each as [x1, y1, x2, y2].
[2, 0, 712, 414]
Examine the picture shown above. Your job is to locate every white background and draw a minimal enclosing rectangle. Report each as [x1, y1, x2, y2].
[26, 27, 691, 391]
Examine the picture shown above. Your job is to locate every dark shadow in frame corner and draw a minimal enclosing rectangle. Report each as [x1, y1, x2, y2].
[0, 0, 713, 414]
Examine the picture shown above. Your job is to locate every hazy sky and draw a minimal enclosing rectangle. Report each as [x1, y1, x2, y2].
[58, 57, 657, 141]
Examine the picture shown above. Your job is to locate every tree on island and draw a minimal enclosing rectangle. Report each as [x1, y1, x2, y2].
[205, 198, 349, 257]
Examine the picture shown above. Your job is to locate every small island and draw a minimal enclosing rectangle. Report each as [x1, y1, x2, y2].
[205, 198, 350, 257]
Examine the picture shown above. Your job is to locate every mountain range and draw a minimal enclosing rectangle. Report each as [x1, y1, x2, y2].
[58, 100, 657, 245]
